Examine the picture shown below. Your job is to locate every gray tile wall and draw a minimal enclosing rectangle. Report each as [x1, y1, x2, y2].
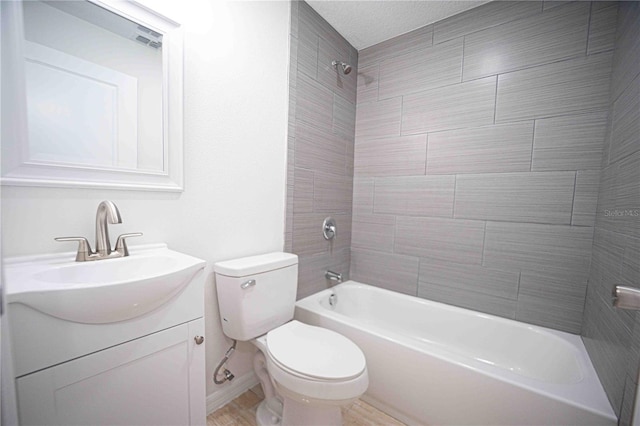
[351, 1, 617, 335]
[582, 2, 640, 423]
[286, 1, 358, 299]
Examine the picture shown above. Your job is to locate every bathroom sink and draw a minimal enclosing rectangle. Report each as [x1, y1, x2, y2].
[4, 244, 206, 324]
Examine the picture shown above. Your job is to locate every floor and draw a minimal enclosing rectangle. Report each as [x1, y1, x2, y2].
[206, 385, 406, 426]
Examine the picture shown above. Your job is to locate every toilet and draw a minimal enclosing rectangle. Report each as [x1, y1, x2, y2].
[214, 252, 368, 426]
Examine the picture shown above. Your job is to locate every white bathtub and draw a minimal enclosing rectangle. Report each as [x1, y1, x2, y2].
[295, 281, 616, 426]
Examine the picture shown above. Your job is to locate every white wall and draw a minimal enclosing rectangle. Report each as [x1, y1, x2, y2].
[1, 0, 291, 406]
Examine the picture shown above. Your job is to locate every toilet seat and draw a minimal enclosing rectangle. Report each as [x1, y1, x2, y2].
[267, 320, 366, 380]
[263, 321, 369, 402]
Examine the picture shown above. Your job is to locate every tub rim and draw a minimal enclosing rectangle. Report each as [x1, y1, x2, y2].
[295, 280, 616, 422]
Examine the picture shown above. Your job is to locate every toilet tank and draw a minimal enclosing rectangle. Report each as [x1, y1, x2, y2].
[214, 252, 298, 341]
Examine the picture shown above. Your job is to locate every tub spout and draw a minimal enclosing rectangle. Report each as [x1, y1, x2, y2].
[325, 270, 342, 283]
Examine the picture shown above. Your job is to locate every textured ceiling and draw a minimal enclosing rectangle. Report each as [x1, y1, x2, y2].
[306, 1, 491, 50]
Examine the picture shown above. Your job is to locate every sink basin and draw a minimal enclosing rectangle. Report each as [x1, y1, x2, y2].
[4, 244, 206, 324]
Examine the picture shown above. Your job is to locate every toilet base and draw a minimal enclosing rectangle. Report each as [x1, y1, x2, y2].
[256, 397, 283, 426]
[281, 395, 342, 426]
[255, 395, 342, 426]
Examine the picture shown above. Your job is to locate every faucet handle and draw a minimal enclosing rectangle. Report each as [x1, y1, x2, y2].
[55, 236, 93, 262]
[114, 232, 143, 256]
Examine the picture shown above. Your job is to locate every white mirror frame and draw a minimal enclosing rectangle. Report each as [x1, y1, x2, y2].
[1, 0, 184, 192]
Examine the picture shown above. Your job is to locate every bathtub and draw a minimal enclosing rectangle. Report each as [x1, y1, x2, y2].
[295, 281, 616, 426]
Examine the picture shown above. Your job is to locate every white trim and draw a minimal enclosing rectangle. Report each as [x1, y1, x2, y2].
[206, 372, 260, 415]
[1, 0, 184, 192]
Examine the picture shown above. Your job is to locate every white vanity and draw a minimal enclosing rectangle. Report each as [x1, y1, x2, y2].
[1, 0, 203, 422]
[4, 244, 206, 426]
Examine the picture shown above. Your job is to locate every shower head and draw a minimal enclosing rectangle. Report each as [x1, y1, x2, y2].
[332, 60, 352, 75]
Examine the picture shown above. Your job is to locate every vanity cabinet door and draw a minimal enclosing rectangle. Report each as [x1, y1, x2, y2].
[16, 319, 205, 426]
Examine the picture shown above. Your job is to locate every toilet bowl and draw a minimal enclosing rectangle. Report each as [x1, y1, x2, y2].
[253, 321, 368, 425]
[214, 253, 369, 426]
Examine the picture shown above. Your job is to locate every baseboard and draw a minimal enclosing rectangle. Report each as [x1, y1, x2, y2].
[206, 372, 259, 415]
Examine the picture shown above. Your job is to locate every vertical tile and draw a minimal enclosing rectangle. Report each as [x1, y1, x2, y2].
[350, 249, 419, 296]
[313, 172, 352, 213]
[594, 163, 618, 233]
[293, 168, 313, 214]
[463, 2, 590, 81]
[297, 25, 318, 79]
[532, 112, 608, 171]
[293, 212, 333, 256]
[336, 214, 353, 253]
[454, 172, 576, 224]
[333, 94, 356, 138]
[618, 376, 637, 426]
[588, 4, 619, 55]
[483, 222, 594, 276]
[573, 170, 601, 227]
[356, 64, 378, 105]
[591, 228, 625, 285]
[609, 74, 640, 163]
[298, 1, 352, 63]
[495, 53, 613, 122]
[622, 236, 640, 287]
[378, 38, 463, 100]
[582, 292, 634, 415]
[289, 34, 299, 89]
[516, 271, 587, 333]
[355, 97, 402, 139]
[354, 134, 427, 177]
[426, 122, 534, 174]
[394, 216, 485, 264]
[346, 132, 355, 178]
[434, 1, 543, 45]
[419, 260, 520, 300]
[402, 76, 496, 135]
[296, 73, 333, 129]
[374, 175, 455, 217]
[616, 151, 640, 239]
[352, 177, 374, 214]
[295, 121, 347, 176]
[358, 24, 433, 68]
[351, 214, 395, 253]
[289, 0, 299, 38]
[611, 1, 640, 100]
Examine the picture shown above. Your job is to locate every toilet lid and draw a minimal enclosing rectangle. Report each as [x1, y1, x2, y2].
[266, 321, 366, 381]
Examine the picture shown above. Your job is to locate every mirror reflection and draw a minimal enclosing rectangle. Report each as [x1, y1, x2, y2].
[22, 0, 165, 172]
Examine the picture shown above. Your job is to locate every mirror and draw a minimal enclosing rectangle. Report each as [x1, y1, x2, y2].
[2, 0, 184, 191]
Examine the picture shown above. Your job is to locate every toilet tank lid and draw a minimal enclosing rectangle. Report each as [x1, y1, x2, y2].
[214, 252, 298, 277]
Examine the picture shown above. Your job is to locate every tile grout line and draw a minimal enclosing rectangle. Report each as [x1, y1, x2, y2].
[493, 75, 498, 124]
[570, 171, 578, 226]
[530, 119, 536, 172]
[585, 1, 593, 57]
[460, 35, 466, 83]
[481, 220, 487, 266]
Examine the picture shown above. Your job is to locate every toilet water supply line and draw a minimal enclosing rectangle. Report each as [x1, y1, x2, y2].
[213, 339, 237, 384]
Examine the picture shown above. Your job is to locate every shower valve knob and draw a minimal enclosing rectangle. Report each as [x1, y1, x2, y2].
[194, 336, 204, 345]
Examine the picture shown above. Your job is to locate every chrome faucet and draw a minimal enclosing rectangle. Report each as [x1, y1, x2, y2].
[95, 200, 122, 256]
[325, 270, 342, 307]
[325, 270, 342, 284]
[55, 201, 142, 261]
